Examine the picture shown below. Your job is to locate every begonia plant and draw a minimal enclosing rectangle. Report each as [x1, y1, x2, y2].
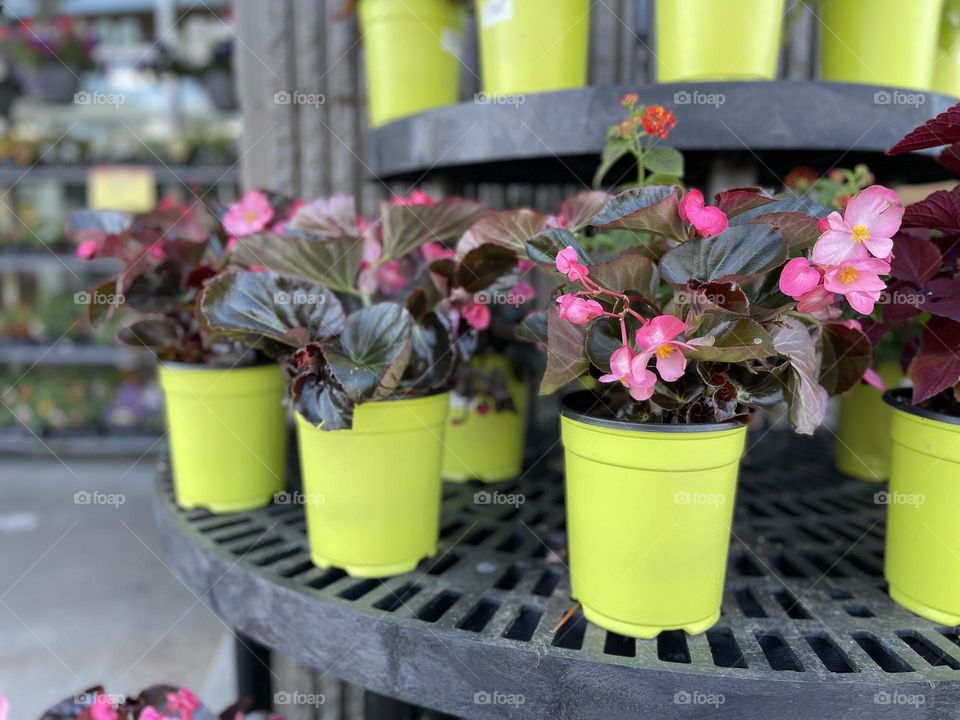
[66, 193, 300, 364]
[520, 179, 902, 432]
[200, 191, 502, 429]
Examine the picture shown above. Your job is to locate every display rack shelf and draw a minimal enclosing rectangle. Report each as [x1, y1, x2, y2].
[0, 341, 153, 368]
[0, 164, 240, 186]
[155, 433, 960, 720]
[366, 82, 958, 185]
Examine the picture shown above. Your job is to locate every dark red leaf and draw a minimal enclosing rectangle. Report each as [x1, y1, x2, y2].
[925, 275, 960, 322]
[890, 234, 943, 285]
[901, 188, 960, 237]
[887, 101, 960, 155]
[938, 143, 960, 175]
[910, 316, 960, 403]
[713, 187, 775, 218]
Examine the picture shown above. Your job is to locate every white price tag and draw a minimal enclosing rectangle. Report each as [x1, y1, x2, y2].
[481, 0, 513, 28]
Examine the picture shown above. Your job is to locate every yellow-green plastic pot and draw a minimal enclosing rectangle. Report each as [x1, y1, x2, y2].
[359, 0, 464, 127]
[655, 0, 784, 82]
[159, 363, 287, 513]
[819, 0, 943, 90]
[442, 354, 529, 483]
[296, 392, 449, 578]
[836, 363, 904, 482]
[477, 0, 589, 95]
[934, 2, 960, 95]
[560, 392, 746, 638]
[884, 390, 960, 626]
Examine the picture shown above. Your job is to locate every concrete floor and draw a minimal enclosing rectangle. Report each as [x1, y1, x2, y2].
[0, 454, 234, 717]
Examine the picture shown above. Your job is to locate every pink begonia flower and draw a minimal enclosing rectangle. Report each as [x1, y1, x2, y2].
[796, 286, 835, 315]
[391, 189, 436, 206]
[0, 695, 8, 720]
[511, 281, 536, 304]
[779, 256, 822, 298]
[556, 294, 603, 325]
[377, 260, 408, 293]
[862, 367, 886, 389]
[678, 189, 728, 237]
[518, 259, 535, 273]
[222, 190, 274, 238]
[138, 708, 167, 720]
[90, 695, 119, 720]
[148, 243, 166, 260]
[812, 185, 903, 265]
[822, 257, 891, 314]
[166, 688, 201, 720]
[545, 211, 568, 229]
[598, 345, 658, 401]
[463, 302, 491, 330]
[634, 315, 694, 382]
[420, 242, 456, 262]
[555, 247, 589, 282]
[76, 239, 100, 259]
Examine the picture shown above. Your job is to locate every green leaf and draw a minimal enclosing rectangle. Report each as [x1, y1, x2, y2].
[686, 315, 776, 362]
[324, 303, 413, 401]
[455, 243, 518, 293]
[585, 317, 622, 372]
[457, 208, 547, 256]
[289, 195, 359, 239]
[659, 225, 787, 285]
[201, 271, 345, 349]
[819, 322, 872, 395]
[589, 186, 688, 240]
[559, 191, 613, 231]
[771, 316, 828, 435]
[593, 136, 632, 188]
[233, 231, 364, 296]
[382, 198, 489, 261]
[516, 310, 548, 344]
[642, 146, 684, 177]
[540, 308, 589, 395]
[589, 249, 658, 298]
[645, 173, 683, 187]
[525, 228, 590, 266]
[404, 311, 454, 392]
[117, 318, 181, 350]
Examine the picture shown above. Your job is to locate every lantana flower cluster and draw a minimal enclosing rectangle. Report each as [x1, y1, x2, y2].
[779, 185, 903, 315]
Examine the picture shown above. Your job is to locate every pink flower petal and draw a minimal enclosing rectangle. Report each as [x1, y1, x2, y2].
[655, 345, 687, 382]
[634, 315, 688, 351]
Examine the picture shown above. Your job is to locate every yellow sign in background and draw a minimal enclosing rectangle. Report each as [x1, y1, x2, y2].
[87, 165, 157, 212]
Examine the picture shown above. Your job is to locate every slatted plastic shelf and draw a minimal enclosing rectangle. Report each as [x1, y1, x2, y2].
[154, 433, 960, 719]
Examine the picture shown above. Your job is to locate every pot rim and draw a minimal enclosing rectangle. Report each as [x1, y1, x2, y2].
[883, 387, 960, 426]
[158, 359, 279, 372]
[560, 390, 745, 433]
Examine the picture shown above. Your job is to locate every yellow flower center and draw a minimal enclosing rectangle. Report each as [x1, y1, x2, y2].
[851, 224, 870, 243]
[244, 210, 258, 223]
[839, 266, 859, 284]
[656, 345, 675, 359]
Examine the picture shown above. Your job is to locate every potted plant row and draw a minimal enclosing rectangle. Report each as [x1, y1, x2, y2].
[1, 17, 96, 104]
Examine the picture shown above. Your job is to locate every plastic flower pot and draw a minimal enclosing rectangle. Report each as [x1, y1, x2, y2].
[159, 363, 287, 513]
[359, 0, 464, 127]
[883, 389, 960, 625]
[477, 0, 589, 95]
[655, 0, 784, 82]
[818, 0, 943, 90]
[934, 1, 960, 96]
[296, 392, 450, 578]
[441, 354, 529, 483]
[560, 392, 746, 638]
[17, 65, 80, 104]
[835, 362, 904, 482]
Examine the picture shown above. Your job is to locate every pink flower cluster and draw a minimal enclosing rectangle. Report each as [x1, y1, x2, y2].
[779, 186, 903, 315]
[553, 247, 693, 400]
